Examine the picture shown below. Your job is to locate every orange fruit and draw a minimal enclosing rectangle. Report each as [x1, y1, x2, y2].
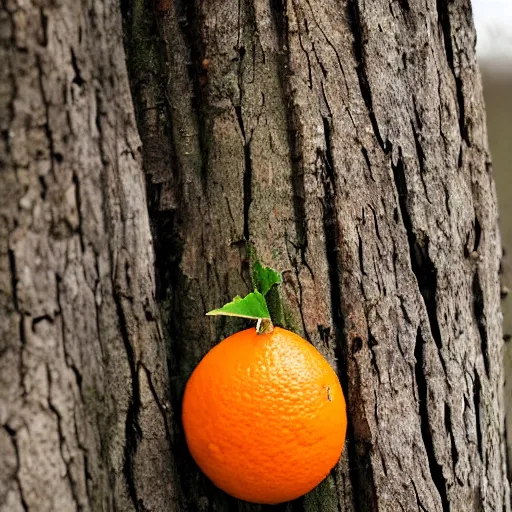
[182, 326, 347, 504]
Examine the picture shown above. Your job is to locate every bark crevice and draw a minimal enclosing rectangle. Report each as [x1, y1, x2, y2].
[473, 270, 490, 377]
[175, 0, 209, 183]
[3, 425, 29, 512]
[234, 102, 253, 242]
[319, 117, 367, 512]
[113, 289, 143, 512]
[46, 364, 82, 509]
[391, 151, 443, 352]
[474, 370, 484, 460]
[435, 0, 469, 146]
[346, 0, 388, 152]
[415, 328, 450, 512]
[270, 0, 312, 275]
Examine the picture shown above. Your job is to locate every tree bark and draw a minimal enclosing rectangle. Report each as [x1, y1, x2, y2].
[1, 0, 510, 511]
[0, 0, 177, 510]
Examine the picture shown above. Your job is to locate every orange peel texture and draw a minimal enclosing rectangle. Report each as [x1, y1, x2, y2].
[182, 327, 347, 504]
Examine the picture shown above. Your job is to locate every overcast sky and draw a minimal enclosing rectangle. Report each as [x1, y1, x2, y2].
[472, 0, 512, 63]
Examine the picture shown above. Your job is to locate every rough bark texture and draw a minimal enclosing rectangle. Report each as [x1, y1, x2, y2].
[0, 0, 177, 510]
[123, 0, 510, 510]
[0, 0, 510, 511]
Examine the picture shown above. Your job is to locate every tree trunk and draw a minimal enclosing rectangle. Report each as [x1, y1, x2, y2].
[1, 0, 510, 511]
[0, 0, 177, 510]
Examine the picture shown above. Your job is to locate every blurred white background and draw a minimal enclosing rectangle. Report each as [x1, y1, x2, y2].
[474, 0, 512, 66]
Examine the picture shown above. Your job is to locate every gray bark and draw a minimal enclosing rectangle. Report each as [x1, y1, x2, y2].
[0, 0, 509, 511]
[0, 0, 177, 510]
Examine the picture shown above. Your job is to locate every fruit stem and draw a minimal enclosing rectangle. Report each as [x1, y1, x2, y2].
[256, 318, 274, 334]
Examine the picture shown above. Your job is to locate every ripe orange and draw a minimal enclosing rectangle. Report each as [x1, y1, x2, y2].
[182, 326, 347, 504]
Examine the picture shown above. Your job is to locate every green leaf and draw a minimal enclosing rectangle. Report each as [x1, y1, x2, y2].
[206, 290, 271, 320]
[253, 261, 282, 297]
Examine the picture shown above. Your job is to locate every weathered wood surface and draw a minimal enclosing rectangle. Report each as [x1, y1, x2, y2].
[0, 0, 176, 510]
[0, 0, 510, 510]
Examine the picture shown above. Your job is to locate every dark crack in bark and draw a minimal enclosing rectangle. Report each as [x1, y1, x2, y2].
[415, 328, 450, 512]
[3, 425, 29, 512]
[435, 0, 469, 146]
[113, 287, 142, 512]
[472, 270, 490, 377]
[391, 150, 443, 352]
[234, 102, 253, 242]
[346, 0, 388, 153]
